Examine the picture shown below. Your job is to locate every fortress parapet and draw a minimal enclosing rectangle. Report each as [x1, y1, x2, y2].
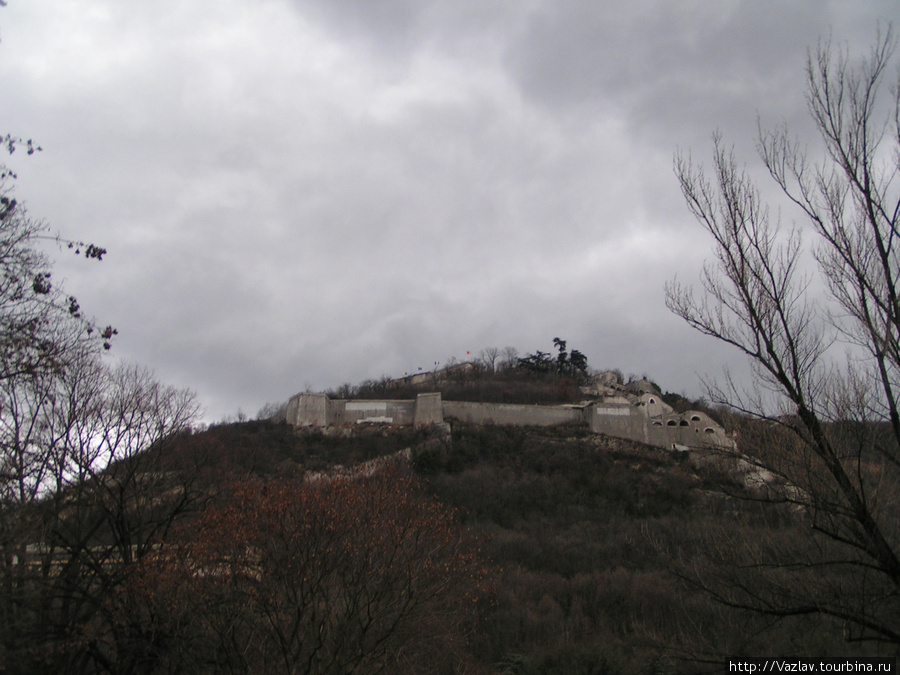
[285, 385, 734, 452]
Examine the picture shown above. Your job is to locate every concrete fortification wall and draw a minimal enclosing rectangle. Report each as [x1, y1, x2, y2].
[285, 381, 734, 453]
[587, 404, 730, 449]
[442, 401, 584, 427]
[589, 403, 644, 442]
[330, 400, 416, 426]
[414, 392, 443, 426]
[288, 393, 437, 429]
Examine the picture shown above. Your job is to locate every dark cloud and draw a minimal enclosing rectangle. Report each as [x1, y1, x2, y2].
[504, 1, 897, 146]
[1, 0, 897, 420]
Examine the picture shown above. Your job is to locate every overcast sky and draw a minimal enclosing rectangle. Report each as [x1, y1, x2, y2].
[1, 1, 898, 421]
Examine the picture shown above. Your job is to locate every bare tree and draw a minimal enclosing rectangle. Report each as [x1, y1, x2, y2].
[666, 27, 900, 646]
[500, 346, 519, 371]
[479, 347, 500, 373]
[0, 355, 201, 673]
[123, 468, 491, 674]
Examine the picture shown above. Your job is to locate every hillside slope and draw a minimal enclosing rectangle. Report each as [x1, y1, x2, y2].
[12, 418, 883, 674]
[163, 420, 876, 672]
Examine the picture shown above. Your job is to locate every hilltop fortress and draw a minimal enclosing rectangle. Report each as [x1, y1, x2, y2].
[286, 369, 734, 452]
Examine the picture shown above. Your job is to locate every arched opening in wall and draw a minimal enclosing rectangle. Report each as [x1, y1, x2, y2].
[679, 420, 689, 427]
[691, 415, 701, 422]
[667, 420, 677, 427]
[653, 421, 663, 426]
[704, 428, 716, 434]
[649, 397, 656, 404]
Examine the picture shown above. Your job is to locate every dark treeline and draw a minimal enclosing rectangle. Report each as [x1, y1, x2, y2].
[327, 338, 594, 404]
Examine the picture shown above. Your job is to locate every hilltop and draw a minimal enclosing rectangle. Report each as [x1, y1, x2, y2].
[6, 343, 891, 673]
[280, 350, 734, 455]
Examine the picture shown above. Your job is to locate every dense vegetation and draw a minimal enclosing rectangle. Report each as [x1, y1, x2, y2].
[414, 423, 895, 672]
[325, 338, 594, 405]
[338, 369, 588, 405]
[10, 417, 884, 673]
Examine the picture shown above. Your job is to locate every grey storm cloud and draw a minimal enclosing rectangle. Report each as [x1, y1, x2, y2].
[0, 0, 898, 420]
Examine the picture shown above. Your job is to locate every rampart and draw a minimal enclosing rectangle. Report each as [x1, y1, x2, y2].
[285, 388, 734, 453]
[441, 400, 584, 427]
[588, 402, 731, 449]
[284, 393, 441, 428]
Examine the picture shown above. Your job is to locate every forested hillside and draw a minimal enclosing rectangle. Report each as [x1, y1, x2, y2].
[4, 414, 885, 674]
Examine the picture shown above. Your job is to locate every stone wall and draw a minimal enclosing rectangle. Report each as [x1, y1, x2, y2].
[413, 392, 443, 426]
[586, 404, 733, 450]
[285, 393, 328, 427]
[287, 393, 440, 428]
[285, 390, 734, 452]
[589, 403, 645, 442]
[442, 400, 584, 427]
[330, 399, 416, 426]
